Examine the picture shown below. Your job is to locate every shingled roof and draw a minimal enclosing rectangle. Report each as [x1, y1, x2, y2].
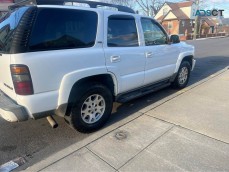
[166, 2, 179, 10]
[166, 1, 193, 9]
[156, 1, 194, 22]
[171, 9, 189, 19]
[201, 17, 217, 27]
[176, 1, 193, 8]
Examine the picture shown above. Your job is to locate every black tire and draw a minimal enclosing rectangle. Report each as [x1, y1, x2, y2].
[172, 61, 191, 89]
[69, 83, 113, 133]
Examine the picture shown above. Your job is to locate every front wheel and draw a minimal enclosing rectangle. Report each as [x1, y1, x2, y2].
[69, 84, 113, 133]
[172, 61, 191, 89]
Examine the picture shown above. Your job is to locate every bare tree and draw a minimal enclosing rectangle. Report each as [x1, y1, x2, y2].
[101, 0, 163, 15]
[103, 0, 134, 9]
[135, 0, 165, 16]
[111, 0, 134, 8]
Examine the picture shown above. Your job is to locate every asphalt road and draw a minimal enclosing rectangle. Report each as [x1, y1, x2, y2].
[0, 37, 229, 170]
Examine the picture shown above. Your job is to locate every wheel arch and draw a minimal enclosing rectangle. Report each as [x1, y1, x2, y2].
[56, 73, 117, 117]
[182, 55, 194, 67]
[175, 53, 194, 73]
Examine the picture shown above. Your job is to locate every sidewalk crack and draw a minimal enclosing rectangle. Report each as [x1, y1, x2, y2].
[118, 125, 174, 170]
[147, 115, 229, 152]
[86, 147, 117, 171]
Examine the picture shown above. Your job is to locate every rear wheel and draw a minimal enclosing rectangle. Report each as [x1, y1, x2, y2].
[69, 83, 113, 133]
[172, 61, 191, 89]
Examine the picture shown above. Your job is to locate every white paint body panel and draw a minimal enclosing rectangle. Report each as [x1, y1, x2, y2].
[103, 12, 146, 93]
[0, 54, 16, 100]
[143, 44, 179, 85]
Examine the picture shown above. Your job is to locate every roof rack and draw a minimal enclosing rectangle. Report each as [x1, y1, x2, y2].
[9, 0, 135, 14]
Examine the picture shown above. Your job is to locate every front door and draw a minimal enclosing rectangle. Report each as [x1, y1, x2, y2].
[140, 18, 179, 85]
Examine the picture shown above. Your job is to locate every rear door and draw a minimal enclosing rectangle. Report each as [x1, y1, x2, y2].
[0, 7, 29, 99]
[104, 13, 146, 94]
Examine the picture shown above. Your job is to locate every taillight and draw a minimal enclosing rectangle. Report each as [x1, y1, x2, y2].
[10, 65, 34, 95]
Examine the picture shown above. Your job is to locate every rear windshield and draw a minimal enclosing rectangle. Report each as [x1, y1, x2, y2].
[0, 7, 29, 53]
[29, 8, 98, 51]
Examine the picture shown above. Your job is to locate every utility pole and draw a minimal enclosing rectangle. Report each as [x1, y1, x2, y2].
[198, 19, 202, 36]
[193, 0, 199, 40]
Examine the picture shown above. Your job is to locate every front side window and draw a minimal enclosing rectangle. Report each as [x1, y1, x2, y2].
[29, 9, 98, 51]
[107, 15, 139, 47]
[141, 18, 168, 46]
[0, 7, 28, 53]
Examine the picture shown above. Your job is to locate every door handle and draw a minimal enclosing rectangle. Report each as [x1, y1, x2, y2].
[146, 52, 153, 58]
[111, 55, 121, 62]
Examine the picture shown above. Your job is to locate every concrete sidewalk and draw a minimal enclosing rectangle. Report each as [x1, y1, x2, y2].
[27, 68, 229, 172]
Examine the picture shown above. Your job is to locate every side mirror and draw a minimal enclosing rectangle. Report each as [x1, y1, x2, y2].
[169, 35, 180, 44]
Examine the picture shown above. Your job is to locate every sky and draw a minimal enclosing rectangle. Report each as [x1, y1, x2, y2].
[208, 0, 229, 17]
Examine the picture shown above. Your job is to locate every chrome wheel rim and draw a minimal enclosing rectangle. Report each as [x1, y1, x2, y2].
[81, 94, 106, 124]
[178, 67, 188, 85]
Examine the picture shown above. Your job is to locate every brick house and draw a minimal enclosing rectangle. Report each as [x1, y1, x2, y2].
[200, 17, 217, 34]
[155, 1, 197, 36]
[0, 0, 13, 17]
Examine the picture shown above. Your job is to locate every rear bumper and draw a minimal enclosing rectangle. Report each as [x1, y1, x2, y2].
[0, 91, 29, 122]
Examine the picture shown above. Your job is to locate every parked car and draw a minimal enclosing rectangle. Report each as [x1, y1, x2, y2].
[0, 0, 195, 132]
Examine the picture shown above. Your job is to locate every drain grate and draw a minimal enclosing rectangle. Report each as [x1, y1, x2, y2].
[115, 131, 128, 140]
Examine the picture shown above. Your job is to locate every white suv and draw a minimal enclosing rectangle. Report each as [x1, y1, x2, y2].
[0, 0, 195, 132]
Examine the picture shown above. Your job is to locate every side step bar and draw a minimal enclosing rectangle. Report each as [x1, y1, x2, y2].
[116, 80, 171, 103]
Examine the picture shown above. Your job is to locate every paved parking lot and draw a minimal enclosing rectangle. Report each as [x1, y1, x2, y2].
[1, 37, 229, 170]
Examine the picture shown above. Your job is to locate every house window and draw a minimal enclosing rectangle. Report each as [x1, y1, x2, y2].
[181, 20, 185, 27]
[163, 8, 168, 16]
[190, 20, 193, 26]
[168, 21, 173, 29]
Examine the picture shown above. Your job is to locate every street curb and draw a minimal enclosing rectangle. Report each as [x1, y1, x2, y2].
[26, 66, 229, 172]
[186, 36, 228, 41]
[25, 112, 144, 172]
[197, 36, 227, 41]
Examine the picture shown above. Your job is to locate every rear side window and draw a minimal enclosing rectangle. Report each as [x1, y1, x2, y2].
[29, 8, 98, 51]
[0, 7, 28, 53]
[107, 15, 139, 47]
